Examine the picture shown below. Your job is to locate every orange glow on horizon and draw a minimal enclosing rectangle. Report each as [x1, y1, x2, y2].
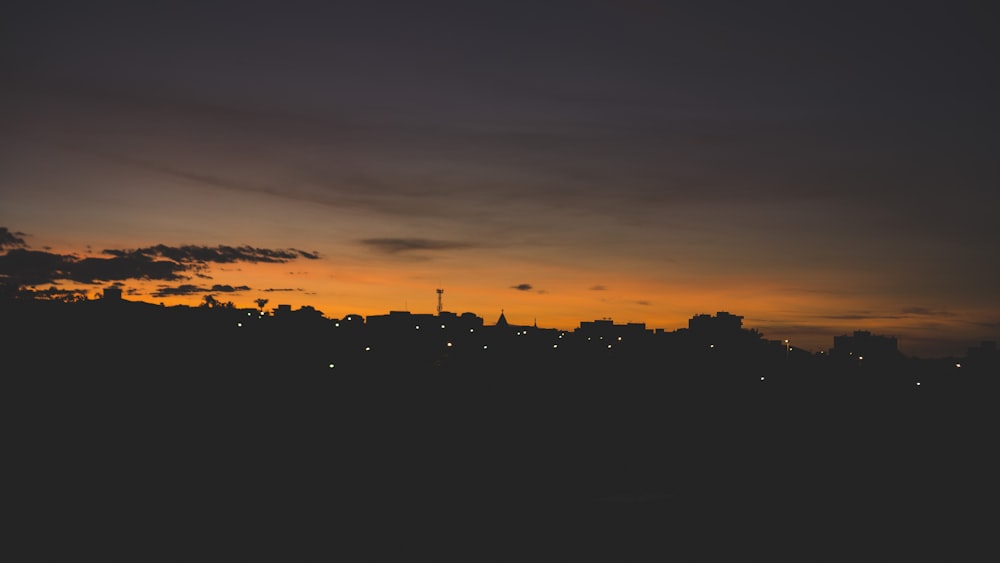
[16, 240, 994, 359]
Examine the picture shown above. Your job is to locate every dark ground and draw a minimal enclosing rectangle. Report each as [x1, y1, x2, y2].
[8, 363, 998, 562]
[4, 301, 998, 561]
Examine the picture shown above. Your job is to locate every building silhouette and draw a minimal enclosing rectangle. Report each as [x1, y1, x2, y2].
[831, 330, 901, 364]
[103, 286, 123, 302]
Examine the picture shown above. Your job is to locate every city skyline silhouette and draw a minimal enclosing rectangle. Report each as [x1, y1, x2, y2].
[2, 225, 997, 360]
[5, 266, 998, 562]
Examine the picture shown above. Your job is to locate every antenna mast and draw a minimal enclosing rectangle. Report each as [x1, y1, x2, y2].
[436, 288, 444, 314]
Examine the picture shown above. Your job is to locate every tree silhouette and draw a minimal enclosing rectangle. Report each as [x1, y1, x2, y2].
[201, 295, 234, 309]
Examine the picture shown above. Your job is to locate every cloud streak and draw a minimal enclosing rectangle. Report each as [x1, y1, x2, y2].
[901, 307, 954, 317]
[152, 283, 251, 297]
[360, 238, 478, 254]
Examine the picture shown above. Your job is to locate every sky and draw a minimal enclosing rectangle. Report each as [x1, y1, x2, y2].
[2, 1, 998, 358]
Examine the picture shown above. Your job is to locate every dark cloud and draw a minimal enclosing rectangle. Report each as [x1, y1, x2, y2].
[360, 238, 477, 254]
[0, 249, 73, 286]
[820, 313, 903, 321]
[152, 283, 250, 297]
[636, 300, 651, 306]
[104, 244, 319, 264]
[70, 254, 188, 283]
[292, 249, 321, 260]
[590, 285, 607, 291]
[150, 285, 202, 297]
[0, 227, 27, 249]
[211, 284, 251, 293]
[823, 309, 960, 325]
[0, 241, 317, 291]
[511, 283, 533, 291]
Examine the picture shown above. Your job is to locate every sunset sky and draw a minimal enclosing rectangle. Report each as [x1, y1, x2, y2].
[2, 1, 998, 357]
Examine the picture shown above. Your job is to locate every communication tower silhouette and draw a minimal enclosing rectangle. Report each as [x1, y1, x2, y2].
[436, 288, 444, 314]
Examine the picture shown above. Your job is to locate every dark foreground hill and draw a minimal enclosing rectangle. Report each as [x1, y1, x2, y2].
[5, 300, 999, 561]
